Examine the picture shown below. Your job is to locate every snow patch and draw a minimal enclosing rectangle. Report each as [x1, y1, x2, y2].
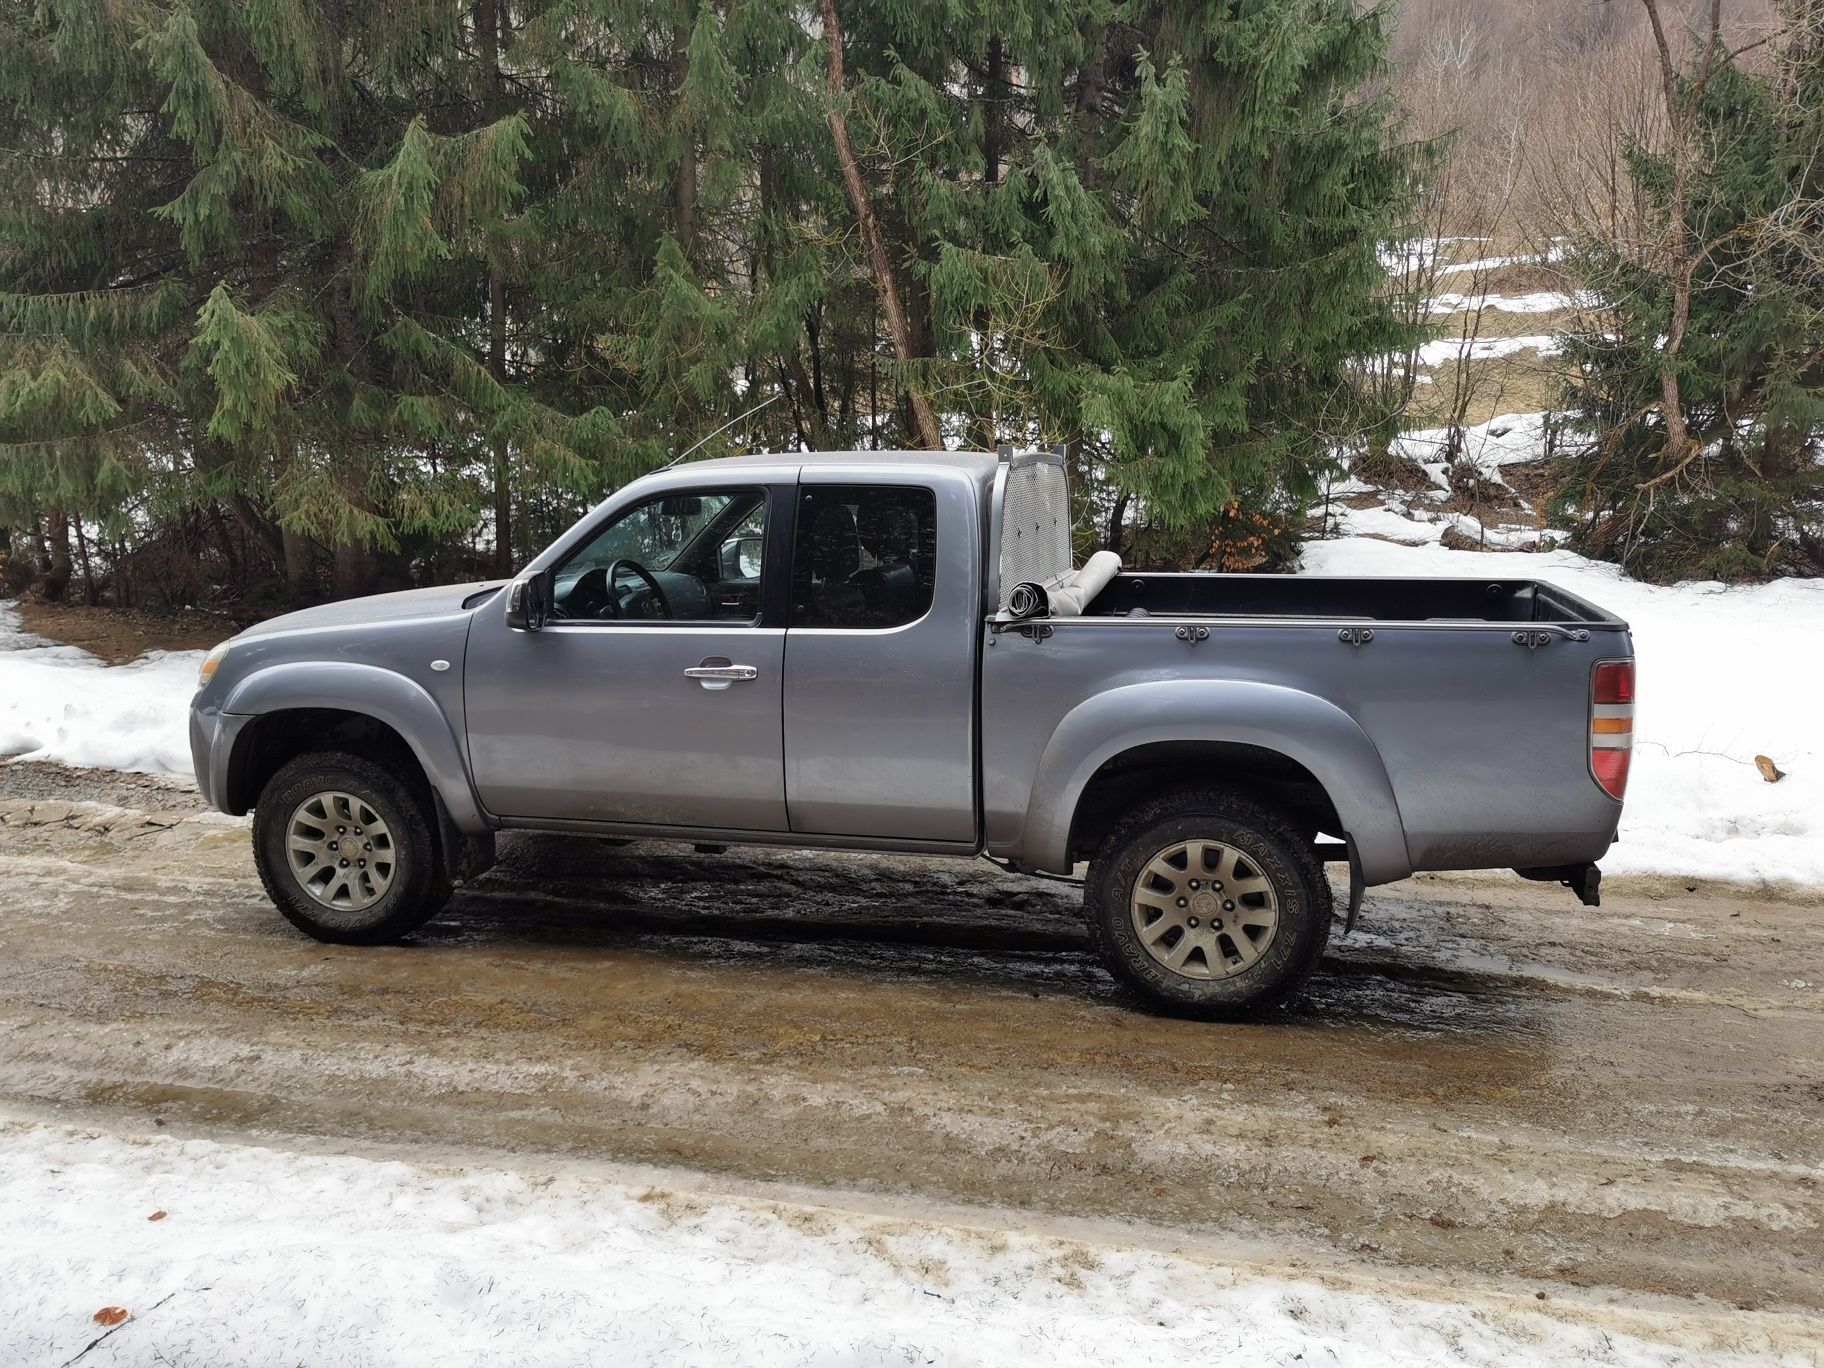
[1431, 290, 1595, 315]
[1300, 537, 1824, 886]
[1387, 410, 1568, 484]
[1414, 334, 1562, 367]
[0, 1121, 1801, 1368]
[0, 603, 206, 775]
[1434, 245, 1565, 279]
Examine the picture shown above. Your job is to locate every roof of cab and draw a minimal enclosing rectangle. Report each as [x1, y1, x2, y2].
[643, 449, 1004, 506]
[672, 448, 999, 479]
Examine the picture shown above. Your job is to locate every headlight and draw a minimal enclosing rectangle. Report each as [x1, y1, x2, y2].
[196, 640, 233, 690]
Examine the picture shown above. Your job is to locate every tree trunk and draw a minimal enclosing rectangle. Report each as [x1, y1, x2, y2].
[0, 527, 26, 596]
[207, 501, 242, 582]
[115, 539, 132, 609]
[817, 0, 944, 451]
[973, 35, 1004, 451]
[282, 526, 313, 595]
[1638, 0, 1709, 476]
[674, 23, 699, 258]
[1107, 488, 1131, 558]
[324, 220, 380, 598]
[490, 267, 512, 575]
[72, 518, 97, 605]
[332, 538, 376, 599]
[983, 36, 1004, 186]
[479, 0, 515, 576]
[43, 509, 72, 602]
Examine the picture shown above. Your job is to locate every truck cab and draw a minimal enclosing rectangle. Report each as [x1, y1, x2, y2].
[464, 452, 988, 848]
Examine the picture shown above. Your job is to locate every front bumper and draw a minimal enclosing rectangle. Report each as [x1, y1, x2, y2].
[188, 705, 251, 814]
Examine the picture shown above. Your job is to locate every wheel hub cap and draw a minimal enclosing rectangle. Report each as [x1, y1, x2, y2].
[287, 791, 395, 911]
[1130, 839, 1280, 980]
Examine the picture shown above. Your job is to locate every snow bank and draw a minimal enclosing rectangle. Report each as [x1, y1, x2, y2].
[1302, 537, 1824, 886]
[0, 604, 205, 775]
[1434, 245, 1565, 279]
[1414, 334, 1562, 367]
[1431, 290, 1594, 315]
[1386, 410, 1577, 486]
[0, 1121, 1799, 1368]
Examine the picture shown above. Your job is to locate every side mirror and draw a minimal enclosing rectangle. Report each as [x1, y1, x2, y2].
[505, 569, 552, 631]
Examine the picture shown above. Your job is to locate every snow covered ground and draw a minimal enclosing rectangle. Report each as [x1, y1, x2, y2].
[1305, 533, 1824, 886]
[1413, 334, 1562, 367]
[0, 1118, 1806, 1368]
[1430, 290, 1593, 315]
[0, 604, 203, 773]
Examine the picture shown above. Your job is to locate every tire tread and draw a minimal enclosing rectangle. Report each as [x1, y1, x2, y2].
[252, 750, 449, 945]
[1085, 785, 1332, 1019]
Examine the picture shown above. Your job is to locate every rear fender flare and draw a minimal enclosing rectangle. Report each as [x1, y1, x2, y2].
[1021, 679, 1412, 883]
[220, 662, 488, 833]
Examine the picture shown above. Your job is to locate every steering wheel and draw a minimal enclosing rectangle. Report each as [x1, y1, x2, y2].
[600, 558, 672, 620]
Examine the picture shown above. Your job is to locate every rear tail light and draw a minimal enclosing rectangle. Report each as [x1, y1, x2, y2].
[1590, 659, 1634, 799]
[1593, 661, 1634, 705]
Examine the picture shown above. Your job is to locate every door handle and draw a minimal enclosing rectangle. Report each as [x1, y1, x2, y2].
[684, 663, 758, 685]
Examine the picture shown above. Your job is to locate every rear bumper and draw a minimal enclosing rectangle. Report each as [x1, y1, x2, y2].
[1516, 862, 1603, 906]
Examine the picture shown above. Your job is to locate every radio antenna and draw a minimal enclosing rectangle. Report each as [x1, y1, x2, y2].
[663, 392, 782, 469]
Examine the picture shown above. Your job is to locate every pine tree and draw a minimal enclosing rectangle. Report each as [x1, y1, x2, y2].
[0, 0, 1424, 601]
[1551, 21, 1824, 582]
[0, 1, 619, 599]
[811, 0, 1424, 562]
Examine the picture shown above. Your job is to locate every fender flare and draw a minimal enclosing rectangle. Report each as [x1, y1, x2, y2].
[1020, 679, 1413, 883]
[219, 662, 488, 833]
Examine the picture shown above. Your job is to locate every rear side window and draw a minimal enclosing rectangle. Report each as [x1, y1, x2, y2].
[791, 486, 937, 629]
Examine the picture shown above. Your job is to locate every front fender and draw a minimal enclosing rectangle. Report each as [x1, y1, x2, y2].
[217, 661, 488, 832]
[1021, 679, 1413, 883]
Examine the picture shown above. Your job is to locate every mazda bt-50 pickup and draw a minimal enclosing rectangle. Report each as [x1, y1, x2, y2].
[190, 448, 1634, 1017]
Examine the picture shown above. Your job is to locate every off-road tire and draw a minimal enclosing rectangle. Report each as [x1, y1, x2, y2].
[1086, 788, 1332, 1019]
[253, 751, 450, 945]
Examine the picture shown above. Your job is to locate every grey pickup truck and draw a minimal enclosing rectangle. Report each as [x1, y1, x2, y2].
[191, 448, 1635, 1017]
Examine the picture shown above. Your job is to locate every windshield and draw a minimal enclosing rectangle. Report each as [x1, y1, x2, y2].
[564, 491, 751, 576]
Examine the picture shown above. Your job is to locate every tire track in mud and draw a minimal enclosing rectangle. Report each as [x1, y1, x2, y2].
[0, 779, 1820, 1320]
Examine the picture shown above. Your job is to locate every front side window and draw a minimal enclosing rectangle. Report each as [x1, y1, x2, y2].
[791, 486, 937, 628]
[552, 488, 766, 623]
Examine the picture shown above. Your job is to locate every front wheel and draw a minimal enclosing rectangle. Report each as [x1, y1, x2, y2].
[252, 751, 449, 945]
[1086, 789, 1332, 1019]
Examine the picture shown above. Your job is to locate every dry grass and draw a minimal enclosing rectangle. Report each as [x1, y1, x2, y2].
[1415, 360, 1570, 426]
[16, 601, 231, 663]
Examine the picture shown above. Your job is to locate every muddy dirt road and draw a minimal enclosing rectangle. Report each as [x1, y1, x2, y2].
[1, 763, 1820, 1323]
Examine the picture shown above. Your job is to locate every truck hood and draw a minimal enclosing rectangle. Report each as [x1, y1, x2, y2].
[235, 582, 504, 640]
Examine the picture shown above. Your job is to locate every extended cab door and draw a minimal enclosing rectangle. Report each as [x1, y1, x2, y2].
[782, 467, 979, 843]
[464, 481, 791, 829]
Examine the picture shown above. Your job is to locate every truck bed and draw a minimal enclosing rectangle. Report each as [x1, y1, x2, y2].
[1081, 573, 1623, 626]
[982, 572, 1630, 881]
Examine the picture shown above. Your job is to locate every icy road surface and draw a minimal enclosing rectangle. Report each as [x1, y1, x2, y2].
[0, 764, 1819, 1357]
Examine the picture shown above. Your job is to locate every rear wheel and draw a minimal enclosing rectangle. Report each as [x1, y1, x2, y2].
[252, 751, 449, 944]
[1086, 789, 1331, 1018]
